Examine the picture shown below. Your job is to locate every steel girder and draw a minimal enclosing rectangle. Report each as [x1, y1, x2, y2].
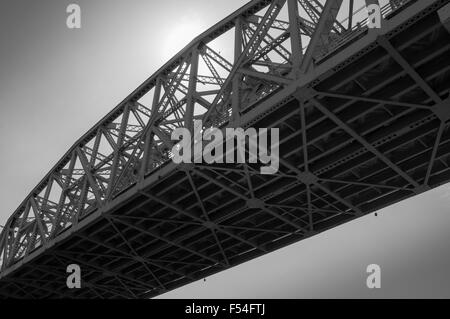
[1, 0, 450, 298]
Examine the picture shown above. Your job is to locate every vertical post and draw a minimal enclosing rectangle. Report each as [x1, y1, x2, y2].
[8, 202, 30, 265]
[1, 221, 11, 270]
[0, 227, 5, 271]
[76, 130, 101, 223]
[288, 0, 303, 79]
[140, 130, 154, 180]
[41, 176, 54, 225]
[232, 17, 243, 125]
[151, 78, 162, 114]
[139, 78, 162, 181]
[51, 151, 77, 238]
[348, 0, 354, 30]
[186, 49, 199, 134]
[107, 104, 130, 200]
[43, 177, 53, 207]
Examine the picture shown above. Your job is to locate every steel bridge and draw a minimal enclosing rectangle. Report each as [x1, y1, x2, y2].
[1, 0, 449, 299]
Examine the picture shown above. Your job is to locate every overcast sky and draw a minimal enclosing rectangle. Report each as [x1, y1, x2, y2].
[0, 0, 449, 298]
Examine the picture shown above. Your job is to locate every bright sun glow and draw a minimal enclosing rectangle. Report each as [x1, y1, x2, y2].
[161, 16, 207, 59]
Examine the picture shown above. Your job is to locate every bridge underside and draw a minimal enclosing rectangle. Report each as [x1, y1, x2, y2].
[1, 1, 450, 299]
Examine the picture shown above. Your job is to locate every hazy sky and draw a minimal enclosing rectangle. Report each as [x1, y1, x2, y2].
[1, 0, 449, 298]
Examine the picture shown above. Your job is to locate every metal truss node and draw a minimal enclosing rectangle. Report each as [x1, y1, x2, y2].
[247, 198, 265, 209]
[297, 172, 318, 185]
[434, 98, 450, 122]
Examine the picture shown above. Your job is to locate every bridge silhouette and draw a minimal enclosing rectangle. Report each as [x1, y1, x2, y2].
[1, 0, 449, 298]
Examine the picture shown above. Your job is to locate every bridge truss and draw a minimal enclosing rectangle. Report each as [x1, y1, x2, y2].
[0, 0, 449, 298]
